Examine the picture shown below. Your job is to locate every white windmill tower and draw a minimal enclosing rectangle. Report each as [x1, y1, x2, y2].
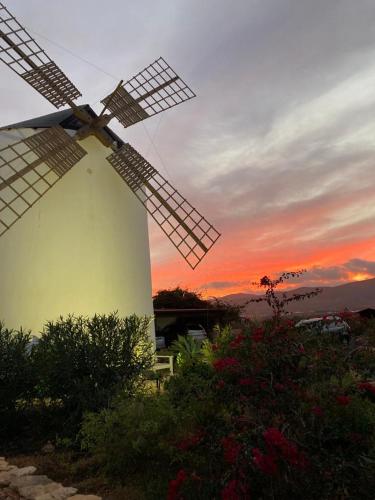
[0, 3, 220, 335]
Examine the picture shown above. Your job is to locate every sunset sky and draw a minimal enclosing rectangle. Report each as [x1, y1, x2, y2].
[1, 0, 375, 297]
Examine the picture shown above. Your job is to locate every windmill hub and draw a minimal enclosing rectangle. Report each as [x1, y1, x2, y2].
[74, 112, 115, 147]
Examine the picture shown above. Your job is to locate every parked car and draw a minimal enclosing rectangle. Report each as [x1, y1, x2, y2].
[295, 316, 350, 342]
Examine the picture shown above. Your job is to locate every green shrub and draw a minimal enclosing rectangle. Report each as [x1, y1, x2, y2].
[171, 335, 202, 370]
[0, 323, 34, 434]
[32, 313, 154, 429]
[81, 393, 179, 497]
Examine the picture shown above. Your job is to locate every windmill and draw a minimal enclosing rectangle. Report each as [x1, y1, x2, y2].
[0, 3, 220, 333]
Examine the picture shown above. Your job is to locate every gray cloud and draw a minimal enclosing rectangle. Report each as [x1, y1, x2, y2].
[346, 259, 375, 275]
[1, 1, 375, 285]
[199, 281, 243, 290]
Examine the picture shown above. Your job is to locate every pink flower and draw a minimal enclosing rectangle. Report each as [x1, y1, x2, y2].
[336, 395, 351, 406]
[213, 357, 240, 372]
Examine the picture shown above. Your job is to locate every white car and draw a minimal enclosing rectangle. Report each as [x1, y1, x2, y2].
[295, 316, 350, 340]
[186, 323, 207, 343]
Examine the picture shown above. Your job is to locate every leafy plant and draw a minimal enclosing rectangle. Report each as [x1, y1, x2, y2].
[81, 393, 180, 498]
[0, 323, 33, 425]
[171, 335, 202, 369]
[32, 313, 154, 430]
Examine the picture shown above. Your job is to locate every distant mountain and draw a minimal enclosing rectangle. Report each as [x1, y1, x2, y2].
[221, 278, 375, 318]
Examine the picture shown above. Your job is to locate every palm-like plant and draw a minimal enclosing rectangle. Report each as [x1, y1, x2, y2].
[171, 335, 202, 369]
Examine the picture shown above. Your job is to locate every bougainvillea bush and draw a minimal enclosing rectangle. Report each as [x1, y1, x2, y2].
[165, 319, 375, 499]
[82, 316, 375, 499]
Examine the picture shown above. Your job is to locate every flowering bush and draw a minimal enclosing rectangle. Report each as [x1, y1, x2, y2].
[164, 318, 375, 499]
[80, 315, 375, 499]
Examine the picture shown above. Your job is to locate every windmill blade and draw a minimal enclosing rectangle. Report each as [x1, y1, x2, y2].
[0, 2, 81, 108]
[107, 144, 220, 269]
[0, 126, 86, 237]
[101, 57, 195, 129]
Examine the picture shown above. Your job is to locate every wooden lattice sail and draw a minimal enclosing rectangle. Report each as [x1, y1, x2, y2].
[0, 127, 86, 236]
[107, 144, 220, 269]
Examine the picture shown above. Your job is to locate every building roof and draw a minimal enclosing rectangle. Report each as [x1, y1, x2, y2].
[1, 105, 124, 148]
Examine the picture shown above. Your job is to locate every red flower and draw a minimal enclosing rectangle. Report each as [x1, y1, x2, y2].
[213, 357, 240, 372]
[230, 334, 245, 349]
[311, 406, 324, 417]
[252, 327, 265, 343]
[252, 448, 278, 476]
[221, 479, 243, 500]
[336, 395, 351, 406]
[222, 436, 242, 464]
[239, 377, 254, 386]
[176, 431, 204, 451]
[167, 469, 187, 500]
[349, 432, 363, 444]
[358, 382, 375, 395]
[274, 383, 285, 392]
[263, 428, 308, 469]
[263, 428, 285, 448]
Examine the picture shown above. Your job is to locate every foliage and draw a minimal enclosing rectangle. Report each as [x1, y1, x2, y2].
[248, 270, 322, 320]
[161, 319, 375, 499]
[81, 393, 180, 498]
[32, 313, 154, 429]
[80, 317, 375, 498]
[153, 287, 209, 309]
[171, 335, 202, 370]
[210, 298, 242, 325]
[153, 287, 241, 325]
[0, 323, 33, 427]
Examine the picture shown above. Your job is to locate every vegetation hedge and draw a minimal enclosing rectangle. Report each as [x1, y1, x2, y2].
[82, 317, 375, 499]
[0, 323, 34, 428]
[0, 313, 154, 444]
